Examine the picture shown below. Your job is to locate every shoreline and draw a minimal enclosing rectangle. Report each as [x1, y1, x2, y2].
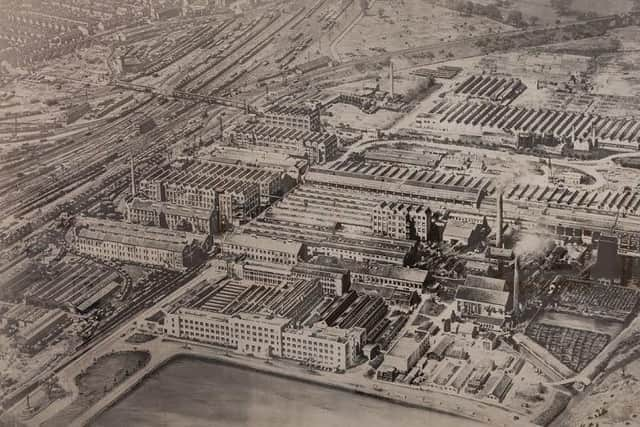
[86, 351, 483, 425]
[82, 341, 534, 427]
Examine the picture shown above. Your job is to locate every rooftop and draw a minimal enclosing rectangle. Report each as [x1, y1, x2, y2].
[464, 275, 507, 291]
[312, 256, 428, 284]
[388, 331, 429, 358]
[284, 324, 362, 343]
[592, 235, 622, 282]
[266, 104, 317, 116]
[443, 221, 478, 240]
[243, 262, 292, 276]
[234, 311, 291, 326]
[130, 198, 214, 220]
[223, 233, 303, 256]
[231, 123, 335, 145]
[456, 286, 509, 307]
[76, 218, 192, 253]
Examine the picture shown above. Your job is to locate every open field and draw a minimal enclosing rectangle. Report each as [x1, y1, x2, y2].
[572, 0, 635, 15]
[335, 0, 512, 60]
[471, 0, 635, 25]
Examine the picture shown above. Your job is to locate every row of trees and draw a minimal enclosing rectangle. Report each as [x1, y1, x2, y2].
[447, 0, 529, 27]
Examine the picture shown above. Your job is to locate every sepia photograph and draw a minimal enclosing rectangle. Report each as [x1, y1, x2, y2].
[1, 0, 640, 426]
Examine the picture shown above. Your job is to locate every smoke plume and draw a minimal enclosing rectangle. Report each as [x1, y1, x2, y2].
[513, 233, 554, 261]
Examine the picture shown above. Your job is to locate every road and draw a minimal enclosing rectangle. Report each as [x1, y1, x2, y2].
[3, 260, 203, 418]
[328, 4, 367, 62]
[337, 136, 614, 191]
[17, 269, 219, 426]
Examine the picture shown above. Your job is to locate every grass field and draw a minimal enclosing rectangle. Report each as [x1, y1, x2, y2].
[45, 351, 150, 427]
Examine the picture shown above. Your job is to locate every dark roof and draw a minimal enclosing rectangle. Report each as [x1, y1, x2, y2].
[428, 335, 454, 357]
[456, 286, 509, 307]
[443, 221, 477, 241]
[464, 275, 506, 291]
[491, 374, 512, 400]
[486, 247, 514, 260]
[295, 56, 332, 73]
[475, 315, 505, 326]
[592, 235, 621, 282]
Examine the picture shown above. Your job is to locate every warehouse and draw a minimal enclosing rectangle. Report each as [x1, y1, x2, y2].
[128, 198, 218, 236]
[308, 256, 429, 292]
[73, 218, 205, 270]
[138, 165, 261, 226]
[17, 309, 70, 353]
[372, 201, 431, 241]
[228, 123, 338, 164]
[382, 330, 430, 373]
[421, 99, 640, 153]
[263, 104, 321, 132]
[291, 261, 351, 296]
[455, 282, 509, 330]
[221, 233, 306, 265]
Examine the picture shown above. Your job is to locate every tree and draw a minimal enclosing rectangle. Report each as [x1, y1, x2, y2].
[507, 10, 524, 26]
[537, 382, 547, 394]
[550, 0, 573, 15]
[484, 4, 502, 20]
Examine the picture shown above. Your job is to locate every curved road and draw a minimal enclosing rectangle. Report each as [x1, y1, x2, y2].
[337, 137, 626, 191]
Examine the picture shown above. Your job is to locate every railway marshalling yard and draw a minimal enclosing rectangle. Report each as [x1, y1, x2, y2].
[5, 0, 640, 426]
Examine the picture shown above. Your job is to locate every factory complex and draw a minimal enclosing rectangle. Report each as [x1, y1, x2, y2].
[5, 1, 640, 426]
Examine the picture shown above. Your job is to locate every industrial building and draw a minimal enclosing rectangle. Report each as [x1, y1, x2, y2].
[166, 307, 364, 370]
[238, 262, 292, 287]
[166, 277, 364, 370]
[372, 201, 431, 241]
[363, 147, 444, 170]
[307, 163, 486, 209]
[228, 123, 338, 165]
[419, 98, 640, 152]
[338, 257, 428, 291]
[128, 198, 218, 235]
[591, 235, 622, 285]
[16, 309, 70, 352]
[381, 330, 430, 373]
[202, 147, 308, 180]
[455, 275, 510, 330]
[221, 233, 307, 265]
[262, 104, 321, 132]
[291, 261, 351, 296]
[314, 155, 640, 257]
[166, 309, 289, 357]
[319, 291, 388, 341]
[246, 181, 415, 265]
[454, 75, 525, 102]
[281, 325, 365, 371]
[138, 162, 265, 226]
[73, 218, 205, 270]
[299, 256, 429, 292]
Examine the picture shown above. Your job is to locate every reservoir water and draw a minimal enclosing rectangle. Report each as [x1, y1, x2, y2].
[93, 357, 487, 427]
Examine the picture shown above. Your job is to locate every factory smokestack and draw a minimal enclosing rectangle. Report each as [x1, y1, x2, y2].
[496, 192, 503, 248]
[389, 61, 394, 98]
[130, 155, 136, 198]
[513, 255, 520, 319]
